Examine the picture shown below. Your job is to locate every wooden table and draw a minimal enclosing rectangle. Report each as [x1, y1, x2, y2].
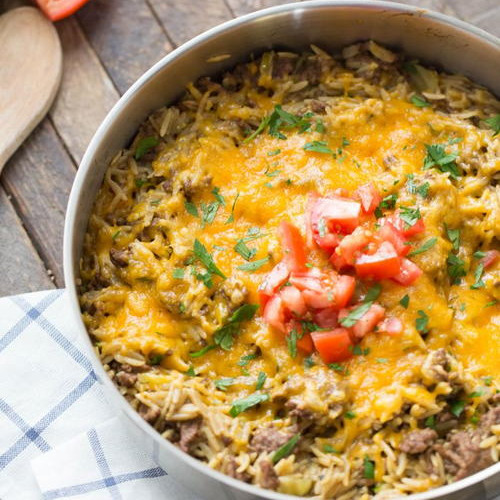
[0, 0, 498, 297]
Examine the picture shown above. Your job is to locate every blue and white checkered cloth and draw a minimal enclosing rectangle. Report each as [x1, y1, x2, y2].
[0, 289, 200, 499]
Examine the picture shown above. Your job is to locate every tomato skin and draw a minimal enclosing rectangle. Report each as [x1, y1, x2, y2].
[386, 212, 425, 238]
[278, 221, 307, 273]
[392, 258, 422, 286]
[378, 316, 403, 335]
[355, 241, 401, 280]
[378, 222, 410, 256]
[354, 183, 382, 214]
[335, 226, 372, 265]
[280, 285, 307, 317]
[296, 333, 314, 353]
[259, 261, 289, 307]
[335, 275, 356, 308]
[263, 295, 286, 333]
[312, 308, 338, 329]
[311, 328, 353, 363]
[310, 196, 361, 236]
[35, 0, 90, 20]
[339, 303, 385, 339]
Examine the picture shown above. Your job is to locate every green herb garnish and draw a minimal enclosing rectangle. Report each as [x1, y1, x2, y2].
[363, 456, 375, 479]
[424, 415, 436, 429]
[185, 365, 196, 377]
[225, 192, 240, 224]
[237, 257, 270, 272]
[234, 240, 257, 261]
[272, 434, 300, 464]
[408, 237, 437, 257]
[213, 304, 259, 351]
[444, 225, 460, 251]
[345, 411, 356, 419]
[184, 201, 199, 218]
[423, 143, 461, 179]
[190, 344, 216, 358]
[339, 302, 372, 328]
[410, 95, 430, 108]
[399, 206, 421, 229]
[304, 356, 315, 369]
[149, 354, 164, 365]
[376, 358, 388, 364]
[400, 294, 410, 308]
[415, 310, 429, 334]
[323, 444, 339, 453]
[484, 114, 500, 135]
[287, 329, 298, 359]
[256, 372, 267, 390]
[135, 136, 159, 160]
[406, 174, 429, 198]
[267, 149, 281, 156]
[229, 393, 269, 417]
[111, 230, 121, 240]
[172, 268, 184, 279]
[193, 239, 226, 279]
[200, 202, 220, 226]
[470, 262, 485, 290]
[215, 377, 235, 391]
[450, 400, 466, 418]
[303, 140, 334, 155]
[446, 253, 467, 284]
[237, 353, 258, 367]
[211, 187, 225, 206]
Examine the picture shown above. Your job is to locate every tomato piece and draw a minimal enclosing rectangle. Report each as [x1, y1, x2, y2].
[280, 285, 307, 317]
[35, 0, 90, 21]
[335, 275, 356, 308]
[339, 303, 385, 339]
[278, 221, 307, 273]
[386, 212, 425, 238]
[378, 316, 403, 335]
[310, 196, 361, 236]
[263, 295, 286, 333]
[480, 250, 499, 269]
[335, 226, 372, 265]
[392, 258, 423, 286]
[258, 261, 289, 307]
[329, 250, 350, 271]
[378, 222, 410, 256]
[312, 308, 338, 329]
[355, 241, 401, 280]
[311, 328, 353, 363]
[354, 183, 382, 214]
[296, 333, 314, 353]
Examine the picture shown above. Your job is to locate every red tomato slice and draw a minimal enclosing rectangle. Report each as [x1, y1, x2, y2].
[278, 221, 307, 273]
[280, 285, 307, 317]
[310, 196, 361, 236]
[296, 333, 314, 353]
[329, 250, 350, 271]
[312, 308, 339, 329]
[355, 241, 401, 280]
[263, 294, 286, 333]
[481, 250, 499, 269]
[311, 328, 353, 363]
[392, 258, 423, 286]
[386, 211, 425, 238]
[335, 226, 372, 265]
[378, 316, 403, 335]
[258, 261, 289, 307]
[354, 183, 382, 214]
[35, 0, 90, 21]
[339, 303, 385, 339]
[378, 222, 410, 256]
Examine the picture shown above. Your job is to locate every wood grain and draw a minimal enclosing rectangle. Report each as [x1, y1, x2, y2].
[0, 187, 54, 296]
[226, 0, 299, 17]
[148, 0, 233, 46]
[1, 119, 75, 288]
[50, 17, 119, 165]
[77, 0, 171, 95]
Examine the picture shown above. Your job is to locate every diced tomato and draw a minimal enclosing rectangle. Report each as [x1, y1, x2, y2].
[263, 295, 286, 333]
[310, 196, 361, 236]
[258, 261, 289, 307]
[296, 333, 314, 353]
[280, 285, 307, 317]
[305, 192, 320, 249]
[354, 183, 382, 215]
[35, 0, 90, 21]
[378, 316, 403, 335]
[339, 303, 385, 339]
[278, 221, 307, 273]
[392, 258, 423, 286]
[355, 241, 401, 280]
[314, 232, 343, 252]
[378, 222, 410, 256]
[386, 212, 425, 238]
[335, 275, 356, 308]
[335, 226, 372, 265]
[480, 250, 499, 269]
[312, 308, 338, 329]
[311, 328, 353, 363]
[329, 250, 350, 271]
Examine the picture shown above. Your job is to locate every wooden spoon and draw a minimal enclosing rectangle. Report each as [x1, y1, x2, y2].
[0, 6, 62, 173]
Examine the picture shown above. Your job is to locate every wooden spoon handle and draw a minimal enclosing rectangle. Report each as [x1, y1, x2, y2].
[0, 7, 62, 173]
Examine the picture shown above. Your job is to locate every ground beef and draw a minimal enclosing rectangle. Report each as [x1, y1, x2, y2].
[308, 99, 327, 114]
[178, 418, 202, 453]
[259, 460, 279, 490]
[138, 403, 160, 424]
[272, 54, 295, 79]
[225, 457, 251, 483]
[422, 348, 451, 383]
[109, 248, 129, 268]
[434, 406, 500, 479]
[250, 428, 291, 454]
[115, 370, 137, 388]
[400, 428, 438, 454]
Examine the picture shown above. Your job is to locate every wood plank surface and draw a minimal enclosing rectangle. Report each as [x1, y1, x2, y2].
[0, 187, 54, 294]
[1, 119, 75, 288]
[77, 0, 172, 95]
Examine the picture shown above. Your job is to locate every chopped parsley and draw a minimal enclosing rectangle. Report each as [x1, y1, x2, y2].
[172, 268, 184, 279]
[185, 365, 196, 377]
[315, 120, 326, 133]
[286, 329, 298, 359]
[304, 356, 315, 369]
[340, 302, 372, 328]
[399, 206, 421, 229]
[345, 410, 356, 419]
[184, 201, 199, 218]
[256, 372, 267, 390]
[234, 240, 257, 261]
[213, 304, 259, 350]
[400, 294, 410, 309]
[237, 257, 270, 272]
[484, 114, 500, 135]
[264, 167, 281, 177]
[415, 310, 429, 334]
[410, 95, 430, 107]
[329, 363, 348, 374]
[200, 201, 220, 226]
[211, 187, 225, 205]
[272, 434, 300, 464]
[267, 149, 281, 156]
[482, 376, 493, 386]
[225, 192, 240, 224]
[237, 353, 258, 367]
[363, 456, 375, 480]
[407, 237, 437, 257]
[444, 225, 460, 251]
[485, 300, 498, 308]
[111, 230, 121, 240]
[303, 140, 334, 154]
[446, 253, 467, 284]
[450, 400, 466, 418]
[350, 345, 370, 356]
[473, 251, 486, 259]
[214, 377, 236, 391]
[424, 415, 436, 429]
[323, 444, 339, 453]
[229, 393, 269, 417]
[374, 193, 397, 218]
[364, 283, 382, 302]
[148, 354, 164, 365]
[189, 344, 216, 358]
[468, 389, 485, 398]
[135, 136, 159, 160]
[470, 262, 485, 290]
[406, 174, 429, 198]
[193, 239, 226, 280]
[376, 358, 388, 364]
[423, 143, 461, 179]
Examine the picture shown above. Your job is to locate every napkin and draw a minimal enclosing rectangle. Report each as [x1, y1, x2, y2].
[0, 289, 197, 499]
